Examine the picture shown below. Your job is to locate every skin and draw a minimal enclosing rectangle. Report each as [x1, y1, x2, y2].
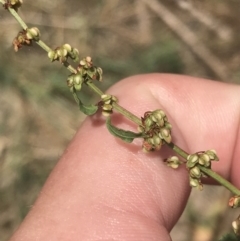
[9, 74, 240, 241]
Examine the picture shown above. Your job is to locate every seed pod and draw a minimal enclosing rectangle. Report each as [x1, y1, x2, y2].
[147, 137, 155, 145]
[26, 27, 40, 41]
[190, 166, 201, 179]
[48, 50, 57, 62]
[189, 177, 203, 190]
[160, 128, 171, 143]
[206, 149, 219, 161]
[189, 177, 199, 188]
[164, 122, 172, 130]
[144, 118, 153, 129]
[153, 135, 161, 145]
[198, 154, 211, 167]
[150, 115, 158, 123]
[102, 104, 112, 111]
[73, 74, 83, 85]
[62, 43, 72, 52]
[153, 111, 162, 122]
[187, 154, 199, 168]
[80, 60, 86, 66]
[101, 94, 111, 104]
[166, 156, 181, 169]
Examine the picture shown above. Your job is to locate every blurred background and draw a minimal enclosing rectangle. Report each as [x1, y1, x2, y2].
[0, 0, 240, 240]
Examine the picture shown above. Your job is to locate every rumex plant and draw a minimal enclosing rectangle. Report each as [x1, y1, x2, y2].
[1, 1, 240, 240]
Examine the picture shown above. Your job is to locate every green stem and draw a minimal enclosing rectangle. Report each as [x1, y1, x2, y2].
[112, 102, 142, 125]
[167, 142, 189, 160]
[85, 81, 142, 125]
[199, 166, 240, 196]
[37, 40, 52, 53]
[85, 81, 104, 96]
[2, 2, 28, 29]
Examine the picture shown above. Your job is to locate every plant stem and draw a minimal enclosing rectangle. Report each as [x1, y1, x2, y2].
[199, 166, 240, 196]
[112, 102, 142, 125]
[1, 2, 28, 29]
[86, 81, 142, 125]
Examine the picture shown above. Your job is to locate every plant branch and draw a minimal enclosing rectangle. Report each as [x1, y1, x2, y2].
[2, 1, 240, 197]
[167, 143, 240, 196]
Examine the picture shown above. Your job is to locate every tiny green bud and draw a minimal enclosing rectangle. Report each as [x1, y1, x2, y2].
[62, 43, 72, 52]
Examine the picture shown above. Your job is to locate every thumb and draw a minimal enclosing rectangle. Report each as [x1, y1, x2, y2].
[10, 74, 240, 241]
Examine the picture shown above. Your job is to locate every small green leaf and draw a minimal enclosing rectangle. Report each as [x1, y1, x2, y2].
[106, 117, 144, 143]
[79, 100, 98, 115]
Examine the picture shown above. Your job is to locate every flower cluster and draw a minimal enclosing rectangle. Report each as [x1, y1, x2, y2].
[164, 156, 181, 169]
[100, 94, 118, 117]
[48, 43, 79, 63]
[187, 150, 219, 190]
[77, 56, 103, 82]
[67, 56, 103, 92]
[3, 0, 22, 11]
[12, 27, 40, 52]
[139, 109, 172, 152]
